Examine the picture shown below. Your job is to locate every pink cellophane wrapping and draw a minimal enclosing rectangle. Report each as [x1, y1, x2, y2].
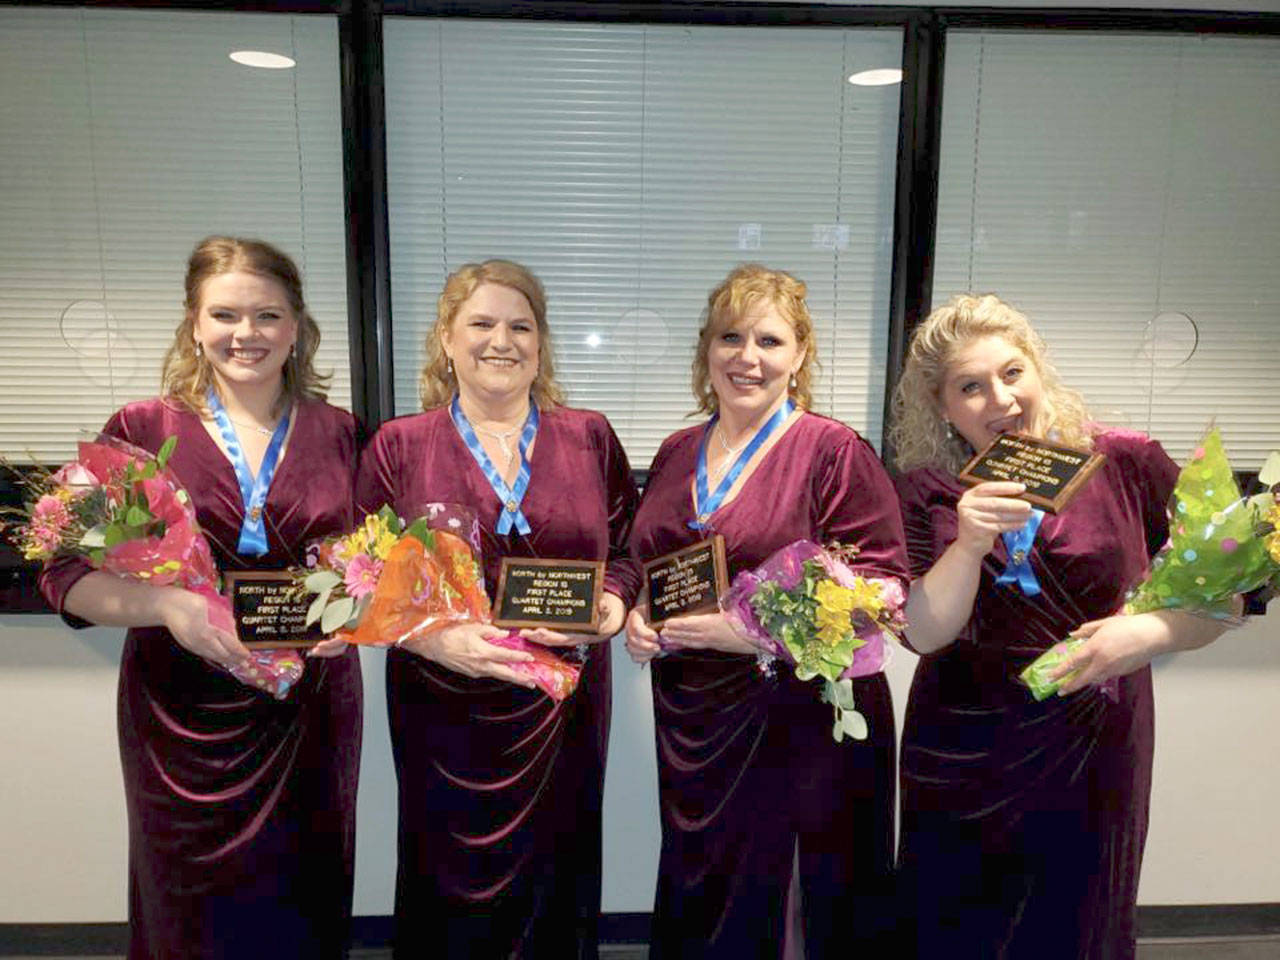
[720, 539, 900, 680]
[74, 437, 302, 698]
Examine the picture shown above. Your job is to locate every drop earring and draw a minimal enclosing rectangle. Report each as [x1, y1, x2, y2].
[194, 341, 203, 358]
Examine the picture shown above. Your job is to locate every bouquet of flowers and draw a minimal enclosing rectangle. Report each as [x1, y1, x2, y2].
[1022, 428, 1280, 700]
[4, 436, 304, 698]
[299, 502, 580, 701]
[720, 540, 906, 741]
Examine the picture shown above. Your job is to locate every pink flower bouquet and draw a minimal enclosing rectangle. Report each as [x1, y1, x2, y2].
[6, 435, 302, 698]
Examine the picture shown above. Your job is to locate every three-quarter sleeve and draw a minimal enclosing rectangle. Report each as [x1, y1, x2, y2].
[812, 433, 909, 588]
[37, 408, 134, 628]
[894, 468, 955, 583]
[597, 417, 641, 607]
[1132, 433, 1179, 560]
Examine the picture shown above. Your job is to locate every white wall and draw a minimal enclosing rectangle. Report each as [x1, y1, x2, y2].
[1, 607, 1276, 922]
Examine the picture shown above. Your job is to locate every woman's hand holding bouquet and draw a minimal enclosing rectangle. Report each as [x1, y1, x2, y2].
[299, 503, 581, 701]
[1022, 428, 1279, 700]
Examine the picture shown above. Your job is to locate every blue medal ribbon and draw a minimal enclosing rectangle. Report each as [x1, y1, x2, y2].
[996, 508, 1045, 596]
[689, 399, 795, 531]
[450, 395, 539, 536]
[206, 389, 292, 556]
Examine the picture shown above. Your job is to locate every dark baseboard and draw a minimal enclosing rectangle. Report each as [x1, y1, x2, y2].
[0, 923, 127, 956]
[3, 905, 1278, 955]
[1137, 903, 1280, 939]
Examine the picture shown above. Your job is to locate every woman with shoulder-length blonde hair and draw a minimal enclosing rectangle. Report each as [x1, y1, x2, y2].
[624, 263, 908, 957]
[357, 258, 639, 958]
[39, 235, 361, 960]
[890, 293, 1232, 960]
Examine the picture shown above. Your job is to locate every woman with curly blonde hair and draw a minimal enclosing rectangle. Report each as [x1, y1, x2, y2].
[890, 293, 1231, 959]
[624, 263, 907, 957]
[357, 258, 638, 958]
[40, 235, 361, 959]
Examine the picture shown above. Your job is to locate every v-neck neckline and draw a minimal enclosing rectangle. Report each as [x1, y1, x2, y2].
[448, 405, 542, 512]
[194, 400, 301, 503]
[689, 408, 803, 528]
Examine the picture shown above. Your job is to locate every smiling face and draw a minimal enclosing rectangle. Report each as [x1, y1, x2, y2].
[192, 270, 298, 399]
[441, 281, 540, 405]
[939, 334, 1045, 451]
[706, 299, 805, 426]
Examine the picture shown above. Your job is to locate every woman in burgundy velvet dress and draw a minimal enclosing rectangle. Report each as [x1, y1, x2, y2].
[888, 294, 1234, 960]
[38, 237, 361, 960]
[356, 260, 638, 959]
[624, 264, 909, 958]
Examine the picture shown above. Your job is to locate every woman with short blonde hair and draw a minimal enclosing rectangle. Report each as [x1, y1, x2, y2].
[359, 258, 636, 958]
[625, 263, 907, 957]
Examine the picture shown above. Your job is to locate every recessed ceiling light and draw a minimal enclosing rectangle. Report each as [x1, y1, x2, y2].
[848, 68, 902, 87]
[585, 333, 603, 349]
[229, 50, 296, 69]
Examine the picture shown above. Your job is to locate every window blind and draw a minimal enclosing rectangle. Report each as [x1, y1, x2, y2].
[934, 31, 1280, 469]
[0, 7, 350, 462]
[384, 18, 903, 465]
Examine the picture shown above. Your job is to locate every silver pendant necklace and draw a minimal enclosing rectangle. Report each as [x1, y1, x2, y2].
[710, 424, 748, 485]
[227, 416, 276, 438]
[474, 424, 522, 468]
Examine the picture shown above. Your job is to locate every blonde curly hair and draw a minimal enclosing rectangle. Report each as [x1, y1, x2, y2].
[161, 236, 328, 415]
[889, 293, 1093, 472]
[418, 259, 564, 411]
[691, 263, 817, 415]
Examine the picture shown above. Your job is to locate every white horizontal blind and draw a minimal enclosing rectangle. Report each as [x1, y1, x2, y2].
[934, 31, 1280, 469]
[385, 19, 902, 465]
[0, 7, 350, 462]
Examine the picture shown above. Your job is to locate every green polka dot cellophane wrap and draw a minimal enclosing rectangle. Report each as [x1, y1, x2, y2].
[1125, 428, 1276, 617]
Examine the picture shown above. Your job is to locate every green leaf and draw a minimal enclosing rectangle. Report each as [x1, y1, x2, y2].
[839, 708, 868, 741]
[320, 595, 355, 634]
[125, 505, 151, 527]
[103, 524, 128, 548]
[80, 525, 107, 548]
[306, 587, 333, 626]
[140, 462, 157, 480]
[304, 569, 343, 593]
[156, 436, 178, 469]
[378, 504, 402, 533]
[1259, 450, 1280, 488]
[405, 518, 431, 544]
[831, 719, 844, 743]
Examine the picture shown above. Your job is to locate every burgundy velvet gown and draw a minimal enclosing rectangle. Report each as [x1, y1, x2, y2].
[356, 404, 639, 960]
[38, 398, 363, 960]
[628, 412, 909, 959]
[894, 429, 1179, 960]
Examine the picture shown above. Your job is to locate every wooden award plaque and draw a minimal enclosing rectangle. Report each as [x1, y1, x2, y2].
[643, 535, 729, 628]
[959, 432, 1105, 514]
[492, 557, 606, 631]
[224, 571, 321, 649]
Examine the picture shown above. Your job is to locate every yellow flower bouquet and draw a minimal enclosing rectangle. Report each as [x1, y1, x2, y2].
[721, 540, 906, 741]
